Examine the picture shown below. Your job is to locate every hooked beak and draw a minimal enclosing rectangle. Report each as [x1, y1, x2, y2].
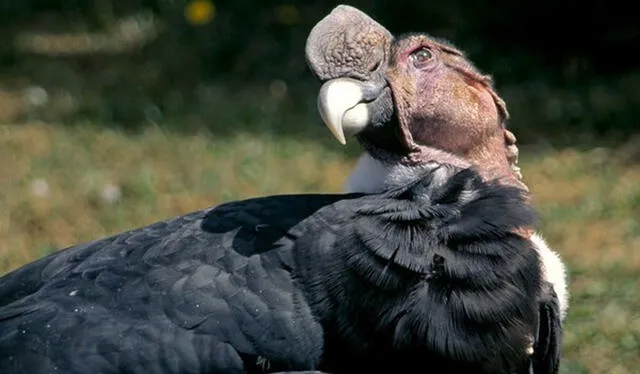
[317, 78, 371, 144]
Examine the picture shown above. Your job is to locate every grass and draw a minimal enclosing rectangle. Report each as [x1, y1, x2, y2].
[1, 121, 639, 373]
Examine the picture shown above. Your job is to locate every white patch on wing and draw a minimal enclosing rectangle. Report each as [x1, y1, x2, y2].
[345, 152, 570, 321]
[531, 232, 570, 320]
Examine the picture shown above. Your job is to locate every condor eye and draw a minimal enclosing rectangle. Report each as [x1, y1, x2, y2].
[411, 47, 433, 68]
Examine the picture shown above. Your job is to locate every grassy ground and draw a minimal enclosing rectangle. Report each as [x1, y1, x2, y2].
[0, 122, 639, 373]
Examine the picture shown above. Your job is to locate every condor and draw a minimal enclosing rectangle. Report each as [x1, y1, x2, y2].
[0, 5, 566, 374]
[306, 4, 569, 373]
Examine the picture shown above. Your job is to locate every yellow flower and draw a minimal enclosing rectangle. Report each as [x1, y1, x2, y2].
[185, 0, 216, 26]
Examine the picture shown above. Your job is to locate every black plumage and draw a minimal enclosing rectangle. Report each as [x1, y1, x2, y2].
[306, 5, 566, 372]
[0, 164, 561, 374]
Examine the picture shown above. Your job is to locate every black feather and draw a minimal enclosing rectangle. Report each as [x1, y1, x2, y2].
[531, 282, 563, 374]
[0, 165, 559, 374]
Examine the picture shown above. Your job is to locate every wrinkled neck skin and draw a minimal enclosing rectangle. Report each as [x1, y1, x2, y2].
[458, 131, 529, 192]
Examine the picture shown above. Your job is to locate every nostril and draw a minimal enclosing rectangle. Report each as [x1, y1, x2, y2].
[370, 59, 381, 73]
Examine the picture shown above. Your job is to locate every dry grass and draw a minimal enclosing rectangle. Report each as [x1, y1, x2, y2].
[524, 147, 640, 268]
[0, 122, 639, 373]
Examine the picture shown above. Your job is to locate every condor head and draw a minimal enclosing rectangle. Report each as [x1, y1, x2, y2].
[305, 5, 524, 190]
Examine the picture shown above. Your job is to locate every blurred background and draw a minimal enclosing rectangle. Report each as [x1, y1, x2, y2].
[0, 0, 638, 372]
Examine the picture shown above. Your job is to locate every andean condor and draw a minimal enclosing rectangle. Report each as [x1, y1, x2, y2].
[306, 4, 569, 325]
[0, 4, 567, 374]
[305, 4, 570, 372]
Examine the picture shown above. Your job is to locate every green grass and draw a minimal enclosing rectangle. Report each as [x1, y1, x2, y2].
[1, 122, 639, 374]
